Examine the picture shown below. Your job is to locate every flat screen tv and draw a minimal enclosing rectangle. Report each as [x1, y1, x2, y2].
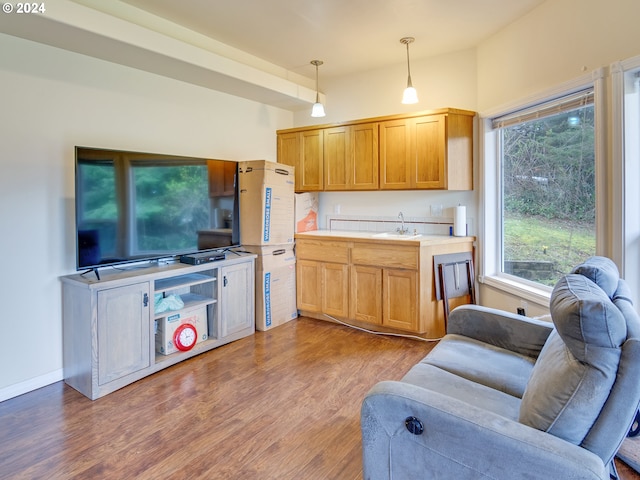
[75, 146, 240, 272]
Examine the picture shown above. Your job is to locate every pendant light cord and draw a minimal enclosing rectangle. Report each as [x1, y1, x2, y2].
[405, 42, 412, 84]
[315, 62, 320, 102]
[401, 37, 415, 87]
[310, 59, 325, 117]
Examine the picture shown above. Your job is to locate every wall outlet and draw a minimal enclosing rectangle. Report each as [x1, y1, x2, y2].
[517, 300, 528, 316]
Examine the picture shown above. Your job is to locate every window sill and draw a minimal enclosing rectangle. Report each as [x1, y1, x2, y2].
[479, 274, 551, 308]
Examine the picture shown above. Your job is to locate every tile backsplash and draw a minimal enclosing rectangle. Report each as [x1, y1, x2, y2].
[326, 213, 473, 236]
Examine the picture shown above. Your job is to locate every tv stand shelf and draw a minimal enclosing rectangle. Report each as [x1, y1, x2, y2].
[61, 253, 256, 400]
[153, 293, 216, 319]
[155, 272, 215, 291]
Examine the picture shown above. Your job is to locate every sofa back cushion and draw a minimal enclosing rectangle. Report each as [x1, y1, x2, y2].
[519, 274, 626, 445]
[580, 279, 640, 463]
[570, 255, 619, 298]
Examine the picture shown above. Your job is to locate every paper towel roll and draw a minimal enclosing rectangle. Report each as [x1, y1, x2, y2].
[453, 205, 466, 236]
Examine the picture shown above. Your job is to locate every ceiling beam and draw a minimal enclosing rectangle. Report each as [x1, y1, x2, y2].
[0, 0, 322, 110]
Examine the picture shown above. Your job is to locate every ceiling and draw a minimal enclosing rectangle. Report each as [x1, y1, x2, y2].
[0, 0, 546, 109]
[118, 0, 545, 79]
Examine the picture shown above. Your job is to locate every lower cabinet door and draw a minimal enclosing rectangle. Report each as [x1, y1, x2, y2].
[220, 261, 254, 337]
[97, 282, 151, 385]
[297, 259, 323, 313]
[383, 269, 418, 331]
[322, 262, 349, 318]
[350, 265, 382, 325]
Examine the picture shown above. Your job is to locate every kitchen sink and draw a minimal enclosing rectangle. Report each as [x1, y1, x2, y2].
[372, 232, 422, 239]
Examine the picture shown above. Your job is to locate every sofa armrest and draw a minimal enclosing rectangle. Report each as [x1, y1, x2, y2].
[361, 381, 608, 480]
[447, 305, 553, 358]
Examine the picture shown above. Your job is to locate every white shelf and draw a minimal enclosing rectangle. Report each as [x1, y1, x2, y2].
[155, 272, 216, 292]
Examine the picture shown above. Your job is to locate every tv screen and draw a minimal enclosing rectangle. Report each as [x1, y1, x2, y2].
[75, 147, 240, 271]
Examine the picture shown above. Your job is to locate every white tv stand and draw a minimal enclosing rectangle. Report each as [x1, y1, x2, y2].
[61, 253, 256, 400]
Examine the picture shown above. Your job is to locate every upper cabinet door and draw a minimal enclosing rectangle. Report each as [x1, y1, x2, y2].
[324, 123, 379, 191]
[351, 122, 379, 190]
[277, 130, 324, 192]
[414, 115, 446, 189]
[379, 118, 412, 189]
[323, 126, 349, 190]
[277, 131, 303, 191]
[300, 129, 324, 191]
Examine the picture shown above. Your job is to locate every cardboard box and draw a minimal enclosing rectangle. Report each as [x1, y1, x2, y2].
[155, 305, 208, 355]
[238, 160, 295, 246]
[244, 244, 298, 331]
[295, 192, 319, 232]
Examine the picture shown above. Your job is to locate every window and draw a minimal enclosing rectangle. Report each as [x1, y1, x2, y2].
[612, 56, 640, 307]
[492, 89, 596, 288]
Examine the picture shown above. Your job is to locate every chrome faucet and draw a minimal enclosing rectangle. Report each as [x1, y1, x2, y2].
[397, 211, 408, 235]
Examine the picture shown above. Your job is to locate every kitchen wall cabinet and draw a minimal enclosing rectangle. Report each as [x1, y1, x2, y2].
[277, 129, 323, 191]
[277, 108, 474, 192]
[379, 112, 473, 190]
[295, 233, 475, 338]
[323, 123, 378, 190]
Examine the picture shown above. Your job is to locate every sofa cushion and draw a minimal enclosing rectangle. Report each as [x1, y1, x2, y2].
[402, 363, 522, 420]
[422, 334, 536, 398]
[519, 274, 626, 444]
[570, 256, 619, 298]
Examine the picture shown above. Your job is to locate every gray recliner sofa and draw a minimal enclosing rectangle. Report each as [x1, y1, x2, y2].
[361, 256, 640, 479]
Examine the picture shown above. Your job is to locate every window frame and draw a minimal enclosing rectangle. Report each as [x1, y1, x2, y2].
[479, 69, 608, 304]
[611, 55, 640, 307]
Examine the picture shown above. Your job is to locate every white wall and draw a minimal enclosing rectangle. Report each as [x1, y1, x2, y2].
[294, 48, 478, 125]
[293, 48, 480, 232]
[0, 33, 292, 400]
[477, 0, 640, 112]
[476, 0, 640, 310]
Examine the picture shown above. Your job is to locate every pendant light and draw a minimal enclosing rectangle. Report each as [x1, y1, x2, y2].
[400, 37, 419, 104]
[310, 60, 326, 117]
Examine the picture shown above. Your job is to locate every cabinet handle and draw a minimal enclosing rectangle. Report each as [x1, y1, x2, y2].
[143, 293, 149, 307]
[223, 276, 228, 287]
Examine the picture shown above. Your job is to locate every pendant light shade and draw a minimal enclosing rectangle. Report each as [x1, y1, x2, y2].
[400, 37, 419, 104]
[311, 98, 325, 117]
[310, 60, 326, 117]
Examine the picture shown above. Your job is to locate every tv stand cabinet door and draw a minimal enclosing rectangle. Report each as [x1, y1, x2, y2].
[220, 260, 255, 338]
[97, 282, 151, 386]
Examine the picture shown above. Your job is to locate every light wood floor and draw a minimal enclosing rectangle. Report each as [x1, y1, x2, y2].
[1, 317, 639, 479]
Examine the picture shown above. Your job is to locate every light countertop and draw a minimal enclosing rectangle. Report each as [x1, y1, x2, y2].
[295, 230, 474, 246]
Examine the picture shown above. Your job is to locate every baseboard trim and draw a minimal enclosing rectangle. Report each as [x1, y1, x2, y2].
[0, 370, 63, 403]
